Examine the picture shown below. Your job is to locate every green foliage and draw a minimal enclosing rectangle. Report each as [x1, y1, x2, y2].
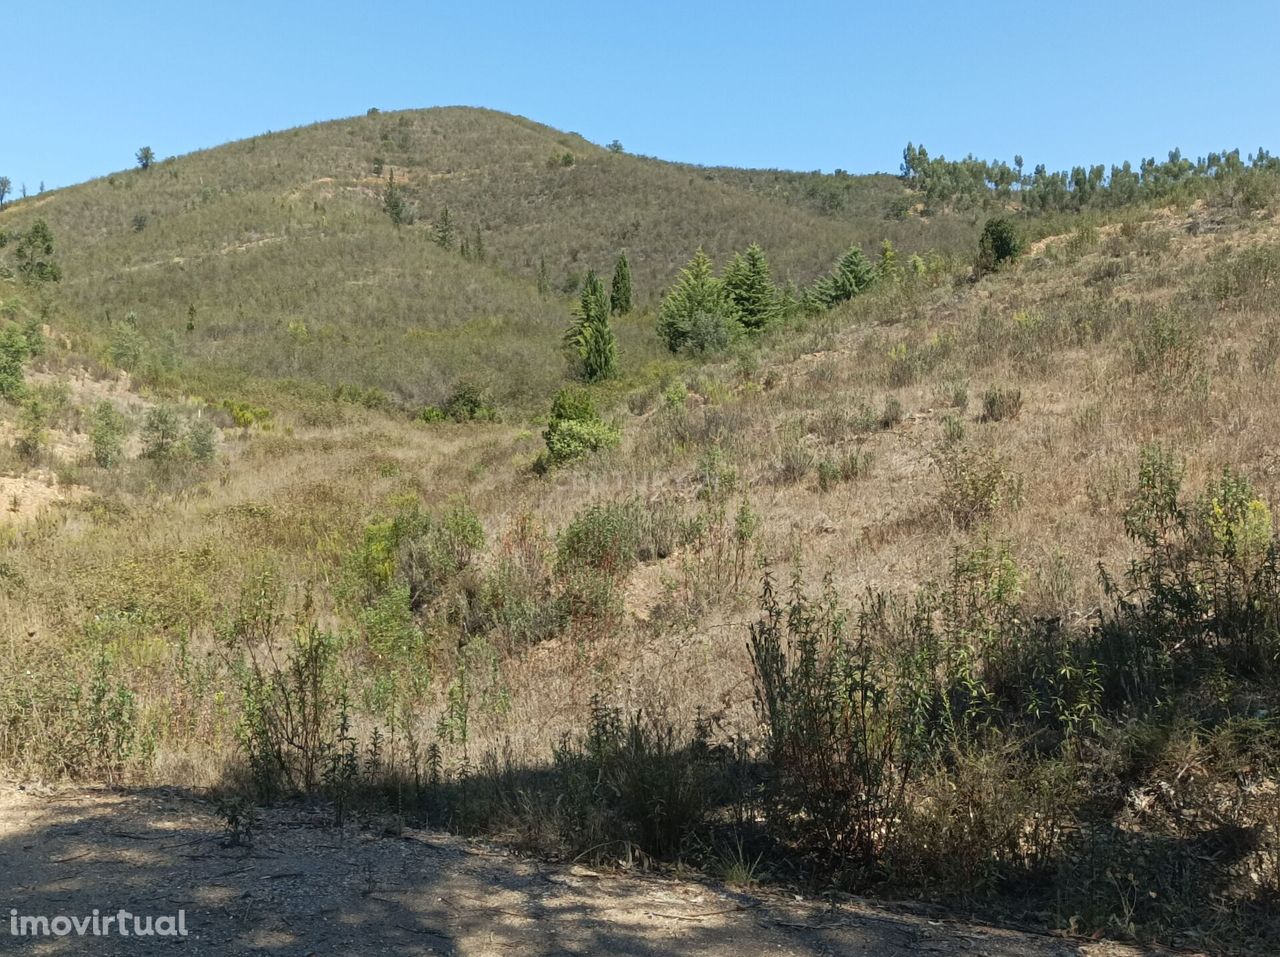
[935, 445, 1022, 529]
[135, 146, 155, 170]
[432, 206, 455, 248]
[722, 243, 781, 333]
[564, 270, 619, 382]
[657, 249, 742, 355]
[222, 399, 271, 428]
[140, 405, 183, 461]
[877, 239, 902, 282]
[550, 698, 721, 859]
[750, 575, 909, 869]
[15, 396, 49, 461]
[975, 217, 1023, 276]
[979, 387, 1023, 422]
[90, 401, 128, 468]
[609, 252, 632, 315]
[186, 417, 218, 464]
[811, 243, 876, 308]
[12, 220, 63, 284]
[0, 324, 32, 401]
[109, 315, 144, 371]
[382, 172, 413, 225]
[421, 381, 499, 423]
[539, 387, 620, 469]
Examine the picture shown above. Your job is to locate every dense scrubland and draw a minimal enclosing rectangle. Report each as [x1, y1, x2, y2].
[3, 107, 1280, 953]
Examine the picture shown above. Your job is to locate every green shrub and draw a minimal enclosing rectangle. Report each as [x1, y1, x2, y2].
[141, 405, 183, 460]
[935, 446, 1022, 529]
[979, 387, 1023, 422]
[223, 399, 272, 428]
[90, 401, 128, 467]
[539, 387, 620, 469]
[749, 575, 909, 870]
[441, 381, 498, 422]
[186, 417, 218, 464]
[14, 397, 49, 461]
[975, 218, 1022, 276]
[0, 324, 31, 401]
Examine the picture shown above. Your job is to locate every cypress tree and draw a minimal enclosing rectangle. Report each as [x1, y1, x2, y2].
[609, 252, 633, 315]
[564, 270, 618, 382]
[722, 243, 780, 333]
[433, 206, 454, 249]
[656, 249, 741, 354]
[536, 257, 551, 295]
[811, 244, 876, 308]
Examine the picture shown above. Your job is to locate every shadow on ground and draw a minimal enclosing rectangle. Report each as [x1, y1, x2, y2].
[1, 784, 1184, 956]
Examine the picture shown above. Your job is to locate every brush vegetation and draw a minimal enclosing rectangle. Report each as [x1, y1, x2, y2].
[3, 107, 1280, 954]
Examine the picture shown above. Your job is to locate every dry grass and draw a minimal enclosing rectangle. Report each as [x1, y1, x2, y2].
[2, 130, 1280, 951]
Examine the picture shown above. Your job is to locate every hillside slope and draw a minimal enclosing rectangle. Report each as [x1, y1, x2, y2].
[0, 107, 955, 408]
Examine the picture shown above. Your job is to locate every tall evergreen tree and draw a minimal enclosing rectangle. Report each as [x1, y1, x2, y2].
[811, 244, 876, 309]
[722, 243, 781, 333]
[564, 270, 618, 382]
[657, 249, 741, 354]
[536, 256, 551, 295]
[609, 252, 633, 315]
[433, 206, 455, 249]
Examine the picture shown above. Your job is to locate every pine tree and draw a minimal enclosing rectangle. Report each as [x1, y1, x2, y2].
[722, 243, 780, 334]
[382, 172, 408, 225]
[433, 206, 455, 249]
[564, 270, 618, 382]
[811, 244, 876, 308]
[609, 252, 633, 315]
[536, 257, 551, 295]
[657, 249, 741, 354]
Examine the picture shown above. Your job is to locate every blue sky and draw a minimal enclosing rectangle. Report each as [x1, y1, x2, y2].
[7, 1, 1280, 192]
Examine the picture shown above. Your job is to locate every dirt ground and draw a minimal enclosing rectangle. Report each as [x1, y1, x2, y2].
[0, 786, 1197, 956]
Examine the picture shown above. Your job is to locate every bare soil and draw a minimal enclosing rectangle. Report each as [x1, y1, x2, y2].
[0, 785, 1195, 956]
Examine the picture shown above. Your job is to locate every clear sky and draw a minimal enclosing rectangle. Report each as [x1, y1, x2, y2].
[7, 1, 1280, 192]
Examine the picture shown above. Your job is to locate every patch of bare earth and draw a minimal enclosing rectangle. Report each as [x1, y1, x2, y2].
[0, 786, 1191, 956]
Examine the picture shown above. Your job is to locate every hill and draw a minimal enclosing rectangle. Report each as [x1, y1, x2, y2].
[0, 107, 956, 410]
[3, 110, 1280, 954]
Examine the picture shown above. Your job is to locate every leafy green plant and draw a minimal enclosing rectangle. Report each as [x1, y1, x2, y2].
[141, 405, 183, 461]
[975, 217, 1022, 276]
[0, 324, 31, 401]
[538, 387, 620, 470]
[90, 401, 128, 467]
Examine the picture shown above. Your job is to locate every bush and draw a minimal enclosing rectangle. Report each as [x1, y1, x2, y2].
[0, 324, 31, 401]
[141, 405, 183, 460]
[539, 387, 620, 470]
[975, 218, 1023, 276]
[90, 401, 128, 467]
[935, 446, 1022, 529]
[428, 381, 498, 423]
[186, 417, 218, 464]
[979, 387, 1023, 422]
[749, 575, 909, 871]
